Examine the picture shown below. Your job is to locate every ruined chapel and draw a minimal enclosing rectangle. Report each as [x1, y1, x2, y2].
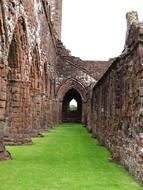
[0, 0, 143, 184]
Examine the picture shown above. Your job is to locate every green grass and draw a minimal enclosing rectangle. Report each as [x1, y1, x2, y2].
[69, 105, 77, 111]
[0, 123, 142, 190]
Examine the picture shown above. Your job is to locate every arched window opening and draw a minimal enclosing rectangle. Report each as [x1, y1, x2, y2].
[8, 17, 28, 81]
[69, 99, 77, 111]
[62, 88, 82, 123]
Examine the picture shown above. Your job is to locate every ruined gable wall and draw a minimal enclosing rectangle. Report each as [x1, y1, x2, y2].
[55, 56, 96, 92]
[55, 55, 96, 124]
[89, 12, 143, 183]
[79, 60, 111, 80]
[54, 39, 111, 124]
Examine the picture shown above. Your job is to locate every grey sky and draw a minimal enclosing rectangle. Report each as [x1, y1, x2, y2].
[61, 0, 143, 60]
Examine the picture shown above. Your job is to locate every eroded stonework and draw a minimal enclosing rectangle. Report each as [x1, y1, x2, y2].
[88, 12, 143, 183]
[0, 0, 143, 185]
[0, 0, 60, 156]
[0, 0, 108, 159]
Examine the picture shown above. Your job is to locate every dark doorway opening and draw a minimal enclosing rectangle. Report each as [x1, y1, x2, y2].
[62, 88, 82, 123]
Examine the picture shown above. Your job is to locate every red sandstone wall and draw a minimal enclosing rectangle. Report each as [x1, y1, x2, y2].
[89, 16, 143, 183]
[0, 0, 100, 147]
[49, 0, 62, 38]
[55, 43, 97, 124]
[0, 0, 11, 160]
[1, 4, 142, 186]
[0, 0, 58, 145]
[54, 41, 110, 124]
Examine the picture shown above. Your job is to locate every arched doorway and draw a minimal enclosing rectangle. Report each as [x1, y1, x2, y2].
[6, 17, 32, 144]
[62, 88, 82, 123]
[56, 79, 88, 124]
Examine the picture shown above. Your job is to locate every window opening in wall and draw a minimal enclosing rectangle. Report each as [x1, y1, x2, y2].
[62, 88, 82, 123]
[69, 99, 77, 111]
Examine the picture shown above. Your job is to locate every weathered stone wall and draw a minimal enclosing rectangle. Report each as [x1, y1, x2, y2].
[89, 12, 143, 183]
[0, 0, 58, 145]
[55, 41, 110, 124]
[0, 0, 11, 160]
[1, 3, 142, 186]
[55, 53, 95, 124]
[49, 0, 62, 38]
[0, 122, 11, 160]
[0, 0, 103, 148]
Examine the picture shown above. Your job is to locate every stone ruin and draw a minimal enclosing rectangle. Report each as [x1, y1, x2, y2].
[0, 0, 143, 184]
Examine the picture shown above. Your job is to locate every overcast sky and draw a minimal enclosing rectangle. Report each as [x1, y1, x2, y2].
[61, 0, 143, 61]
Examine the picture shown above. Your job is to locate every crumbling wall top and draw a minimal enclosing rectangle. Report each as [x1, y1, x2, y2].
[126, 11, 139, 29]
[48, 0, 62, 39]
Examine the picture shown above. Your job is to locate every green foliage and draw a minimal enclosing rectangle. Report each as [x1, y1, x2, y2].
[69, 105, 77, 111]
[0, 124, 142, 190]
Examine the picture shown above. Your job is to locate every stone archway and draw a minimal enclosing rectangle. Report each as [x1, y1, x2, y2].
[56, 79, 87, 124]
[6, 16, 31, 144]
[62, 88, 82, 123]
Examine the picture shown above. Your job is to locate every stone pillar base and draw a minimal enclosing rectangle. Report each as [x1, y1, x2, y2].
[0, 142, 12, 161]
[4, 134, 32, 146]
[0, 150, 12, 161]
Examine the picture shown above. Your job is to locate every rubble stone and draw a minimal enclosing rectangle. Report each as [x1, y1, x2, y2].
[88, 13, 143, 183]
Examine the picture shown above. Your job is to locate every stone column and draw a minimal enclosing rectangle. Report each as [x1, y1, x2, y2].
[0, 122, 11, 160]
[5, 80, 32, 145]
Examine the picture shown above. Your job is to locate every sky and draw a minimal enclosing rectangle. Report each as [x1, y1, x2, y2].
[61, 0, 143, 61]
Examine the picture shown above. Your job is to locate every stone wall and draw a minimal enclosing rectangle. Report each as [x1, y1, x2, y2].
[0, 0, 11, 160]
[55, 40, 110, 124]
[0, 0, 104, 149]
[49, 0, 62, 38]
[0, 0, 58, 145]
[0, 122, 11, 160]
[55, 54, 95, 124]
[1, 2, 142, 186]
[89, 12, 143, 183]
[0, 0, 102, 149]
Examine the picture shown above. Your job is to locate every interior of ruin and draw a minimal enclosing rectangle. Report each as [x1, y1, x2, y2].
[0, 0, 143, 184]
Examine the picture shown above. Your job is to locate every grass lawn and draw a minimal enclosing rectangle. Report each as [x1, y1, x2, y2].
[0, 123, 143, 190]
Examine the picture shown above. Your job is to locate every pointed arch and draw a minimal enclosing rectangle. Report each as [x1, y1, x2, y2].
[8, 16, 28, 80]
[56, 78, 87, 124]
[6, 16, 30, 141]
[62, 88, 82, 123]
[57, 78, 87, 102]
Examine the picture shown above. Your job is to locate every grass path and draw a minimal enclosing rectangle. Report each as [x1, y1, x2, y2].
[0, 123, 143, 190]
